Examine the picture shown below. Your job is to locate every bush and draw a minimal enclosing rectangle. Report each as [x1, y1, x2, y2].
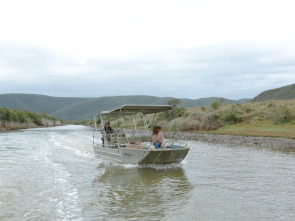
[201, 112, 222, 130]
[273, 105, 293, 124]
[0, 108, 12, 122]
[27, 111, 43, 126]
[17, 111, 24, 122]
[179, 119, 200, 131]
[244, 107, 252, 113]
[222, 111, 242, 124]
[167, 118, 181, 131]
[175, 107, 186, 117]
[211, 101, 219, 110]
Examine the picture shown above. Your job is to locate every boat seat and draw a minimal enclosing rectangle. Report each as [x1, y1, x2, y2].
[105, 133, 125, 142]
[110, 134, 126, 143]
[117, 136, 151, 144]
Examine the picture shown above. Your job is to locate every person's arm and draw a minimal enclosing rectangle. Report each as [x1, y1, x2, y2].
[159, 132, 165, 147]
[158, 132, 164, 143]
[151, 134, 157, 145]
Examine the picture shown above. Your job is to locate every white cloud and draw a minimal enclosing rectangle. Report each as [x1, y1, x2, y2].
[0, 0, 294, 99]
[1, 0, 295, 58]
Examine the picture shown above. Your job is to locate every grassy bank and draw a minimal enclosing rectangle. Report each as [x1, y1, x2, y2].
[204, 121, 295, 139]
[181, 99, 295, 139]
[94, 99, 295, 139]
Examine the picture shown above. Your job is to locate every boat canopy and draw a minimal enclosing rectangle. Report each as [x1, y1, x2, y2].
[100, 105, 172, 117]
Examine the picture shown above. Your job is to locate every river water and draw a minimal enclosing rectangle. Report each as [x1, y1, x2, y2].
[0, 125, 295, 221]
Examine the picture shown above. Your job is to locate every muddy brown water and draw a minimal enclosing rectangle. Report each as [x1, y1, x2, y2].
[1, 125, 295, 220]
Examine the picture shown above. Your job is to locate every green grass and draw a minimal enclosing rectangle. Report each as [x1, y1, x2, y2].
[100, 99, 295, 139]
[208, 121, 295, 139]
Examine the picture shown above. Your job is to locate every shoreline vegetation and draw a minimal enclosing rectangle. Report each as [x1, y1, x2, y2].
[100, 99, 295, 138]
[1, 99, 295, 148]
[96, 99, 295, 149]
[0, 108, 62, 132]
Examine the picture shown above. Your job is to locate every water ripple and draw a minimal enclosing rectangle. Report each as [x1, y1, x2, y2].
[1, 126, 295, 220]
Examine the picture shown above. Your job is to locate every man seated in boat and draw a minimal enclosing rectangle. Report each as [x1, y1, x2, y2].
[151, 126, 165, 148]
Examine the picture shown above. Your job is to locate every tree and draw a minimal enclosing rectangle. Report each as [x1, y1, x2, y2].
[168, 99, 181, 108]
[0, 108, 12, 122]
[211, 101, 219, 110]
[168, 99, 185, 118]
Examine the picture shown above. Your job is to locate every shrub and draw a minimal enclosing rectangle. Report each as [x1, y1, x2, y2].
[175, 107, 186, 117]
[211, 101, 219, 110]
[179, 119, 200, 131]
[244, 106, 252, 113]
[14, 110, 28, 123]
[222, 111, 242, 124]
[27, 111, 43, 126]
[167, 118, 182, 131]
[0, 108, 12, 122]
[273, 105, 293, 124]
[201, 112, 222, 130]
[267, 101, 274, 107]
[192, 112, 204, 122]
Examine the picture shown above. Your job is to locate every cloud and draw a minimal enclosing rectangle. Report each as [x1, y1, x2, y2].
[1, 0, 295, 59]
[0, 40, 294, 99]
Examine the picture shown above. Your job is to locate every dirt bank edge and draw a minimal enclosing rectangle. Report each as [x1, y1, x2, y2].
[164, 131, 295, 149]
[119, 129, 295, 149]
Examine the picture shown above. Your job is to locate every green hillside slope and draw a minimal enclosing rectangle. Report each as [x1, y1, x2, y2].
[0, 94, 249, 120]
[48, 96, 250, 120]
[252, 83, 295, 102]
[0, 94, 88, 113]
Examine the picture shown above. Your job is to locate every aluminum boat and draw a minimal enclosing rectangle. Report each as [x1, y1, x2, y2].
[93, 105, 189, 164]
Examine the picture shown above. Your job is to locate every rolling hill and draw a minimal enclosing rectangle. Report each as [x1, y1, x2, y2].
[251, 83, 295, 102]
[0, 94, 249, 120]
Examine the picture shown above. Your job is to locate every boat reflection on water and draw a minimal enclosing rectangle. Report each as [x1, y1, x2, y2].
[88, 164, 193, 220]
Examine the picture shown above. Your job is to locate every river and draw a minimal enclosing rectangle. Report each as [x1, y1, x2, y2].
[0, 125, 295, 220]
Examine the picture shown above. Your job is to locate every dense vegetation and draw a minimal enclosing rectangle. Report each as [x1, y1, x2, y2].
[176, 100, 295, 131]
[252, 83, 295, 102]
[0, 108, 62, 130]
[96, 99, 295, 139]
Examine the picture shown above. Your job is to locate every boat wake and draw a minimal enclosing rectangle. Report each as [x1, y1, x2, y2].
[105, 162, 184, 170]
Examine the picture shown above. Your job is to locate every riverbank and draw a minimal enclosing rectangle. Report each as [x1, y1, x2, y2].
[0, 108, 63, 132]
[119, 128, 295, 149]
[164, 131, 295, 149]
[0, 119, 62, 132]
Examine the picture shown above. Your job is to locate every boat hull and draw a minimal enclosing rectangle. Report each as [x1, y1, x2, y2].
[93, 145, 189, 165]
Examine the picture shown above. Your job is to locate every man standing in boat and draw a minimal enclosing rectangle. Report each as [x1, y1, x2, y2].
[101, 121, 114, 145]
[103, 121, 114, 133]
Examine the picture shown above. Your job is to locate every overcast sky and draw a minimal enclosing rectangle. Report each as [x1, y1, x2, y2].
[0, 0, 294, 100]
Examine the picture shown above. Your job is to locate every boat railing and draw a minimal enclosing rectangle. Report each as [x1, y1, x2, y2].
[165, 141, 185, 146]
[95, 129, 187, 149]
[106, 133, 151, 149]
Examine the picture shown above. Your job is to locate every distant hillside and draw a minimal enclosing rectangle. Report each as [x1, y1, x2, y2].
[252, 83, 295, 102]
[0, 94, 87, 113]
[0, 94, 249, 120]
